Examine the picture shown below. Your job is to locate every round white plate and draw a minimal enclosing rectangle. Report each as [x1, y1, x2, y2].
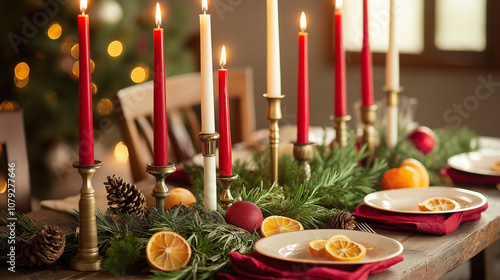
[479, 136, 500, 150]
[364, 187, 487, 214]
[447, 149, 500, 176]
[254, 229, 403, 265]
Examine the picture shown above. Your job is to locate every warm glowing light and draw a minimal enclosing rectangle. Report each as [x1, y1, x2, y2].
[81, 0, 87, 14]
[72, 61, 79, 77]
[156, 3, 161, 28]
[91, 82, 98, 95]
[14, 62, 30, 80]
[114, 141, 129, 163]
[0, 100, 19, 111]
[0, 177, 6, 194]
[97, 98, 113, 115]
[300, 12, 307, 32]
[335, 0, 343, 10]
[220, 45, 226, 68]
[71, 44, 79, 59]
[14, 76, 29, 88]
[47, 22, 62, 40]
[108, 40, 123, 57]
[202, 0, 208, 13]
[130, 66, 148, 83]
[90, 59, 95, 73]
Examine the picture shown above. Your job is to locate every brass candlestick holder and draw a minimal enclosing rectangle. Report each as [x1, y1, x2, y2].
[146, 163, 176, 210]
[71, 160, 103, 271]
[217, 173, 239, 210]
[361, 104, 378, 151]
[332, 115, 351, 148]
[384, 87, 403, 148]
[292, 142, 314, 180]
[264, 94, 284, 184]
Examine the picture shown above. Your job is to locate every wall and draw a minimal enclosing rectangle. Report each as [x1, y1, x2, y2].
[181, 0, 500, 138]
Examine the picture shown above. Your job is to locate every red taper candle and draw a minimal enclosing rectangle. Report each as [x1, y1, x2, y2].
[361, 0, 374, 107]
[218, 46, 232, 176]
[334, 0, 347, 117]
[78, 0, 94, 165]
[153, 3, 168, 166]
[297, 12, 309, 143]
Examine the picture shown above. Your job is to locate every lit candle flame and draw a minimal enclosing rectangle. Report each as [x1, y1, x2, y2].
[335, 0, 343, 11]
[300, 12, 307, 32]
[156, 3, 161, 28]
[80, 0, 87, 14]
[202, 0, 208, 14]
[220, 45, 226, 68]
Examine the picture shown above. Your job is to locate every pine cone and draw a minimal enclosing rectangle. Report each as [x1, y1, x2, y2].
[17, 225, 65, 267]
[105, 175, 147, 218]
[329, 211, 356, 230]
[17, 242, 42, 267]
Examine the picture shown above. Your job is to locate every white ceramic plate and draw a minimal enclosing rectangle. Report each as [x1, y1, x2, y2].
[364, 187, 487, 214]
[254, 229, 403, 265]
[447, 149, 500, 176]
[479, 136, 500, 150]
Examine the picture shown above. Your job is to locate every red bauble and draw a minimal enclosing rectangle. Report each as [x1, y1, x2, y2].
[408, 126, 436, 154]
[225, 201, 263, 233]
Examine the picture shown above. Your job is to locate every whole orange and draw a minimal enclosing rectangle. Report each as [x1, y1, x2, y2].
[401, 158, 429, 187]
[164, 188, 196, 209]
[381, 165, 423, 190]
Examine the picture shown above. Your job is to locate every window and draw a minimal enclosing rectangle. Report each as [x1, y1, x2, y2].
[338, 0, 499, 68]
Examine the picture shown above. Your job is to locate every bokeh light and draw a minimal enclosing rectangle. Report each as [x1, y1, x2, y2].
[114, 141, 129, 163]
[47, 22, 62, 40]
[107, 40, 123, 57]
[14, 62, 30, 80]
[71, 44, 79, 59]
[14, 76, 29, 88]
[130, 66, 148, 83]
[72, 61, 79, 77]
[0, 177, 6, 194]
[92, 83, 98, 95]
[0, 100, 19, 111]
[97, 98, 113, 116]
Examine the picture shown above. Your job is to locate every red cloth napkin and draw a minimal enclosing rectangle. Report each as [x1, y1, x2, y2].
[440, 165, 500, 186]
[353, 203, 488, 236]
[218, 252, 404, 280]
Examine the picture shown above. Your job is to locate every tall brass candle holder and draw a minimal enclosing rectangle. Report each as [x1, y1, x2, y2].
[264, 94, 284, 184]
[71, 160, 103, 271]
[333, 115, 351, 148]
[146, 163, 176, 210]
[361, 104, 378, 151]
[217, 173, 238, 210]
[292, 142, 314, 180]
[385, 87, 403, 148]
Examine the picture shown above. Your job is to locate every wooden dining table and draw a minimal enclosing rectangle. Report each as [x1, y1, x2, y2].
[2, 184, 499, 280]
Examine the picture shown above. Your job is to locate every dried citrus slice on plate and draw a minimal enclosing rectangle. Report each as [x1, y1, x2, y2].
[308, 239, 327, 257]
[418, 196, 460, 211]
[146, 231, 192, 271]
[328, 234, 351, 242]
[324, 238, 367, 261]
[260, 215, 304, 237]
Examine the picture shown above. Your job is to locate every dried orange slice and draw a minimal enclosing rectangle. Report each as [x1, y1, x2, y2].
[146, 231, 192, 271]
[324, 238, 366, 262]
[308, 239, 328, 257]
[260, 216, 304, 237]
[402, 158, 430, 187]
[418, 196, 460, 211]
[328, 234, 351, 242]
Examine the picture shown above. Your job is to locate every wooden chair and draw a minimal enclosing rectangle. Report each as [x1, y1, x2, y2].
[115, 67, 255, 183]
[0, 110, 31, 213]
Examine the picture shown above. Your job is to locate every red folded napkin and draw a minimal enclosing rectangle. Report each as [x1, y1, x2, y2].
[440, 165, 500, 186]
[218, 252, 404, 280]
[352, 203, 488, 236]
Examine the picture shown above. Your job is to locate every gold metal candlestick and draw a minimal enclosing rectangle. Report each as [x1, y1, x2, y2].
[198, 132, 220, 156]
[217, 174, 239, 210]
[361, 104, 378, 151]
[292, 142, 314, 180]
[264, 94, 284, 184]
[146, 163, 176, 210]
[333, 115, 351, 148]
[71, 160, 103, 271]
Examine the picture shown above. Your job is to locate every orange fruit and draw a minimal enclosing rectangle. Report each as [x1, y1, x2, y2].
[308, 239, 328, 257]
[164, 188, 196, 209]
[146, 231, 192, 271]
[260, 216, 304, 237]
[324, 238, 366, 262]
[328, 234, 351, 242]
[418, 197, 460, 211]
[381, 165, 423, 190]
[402, 158, 430, 187]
